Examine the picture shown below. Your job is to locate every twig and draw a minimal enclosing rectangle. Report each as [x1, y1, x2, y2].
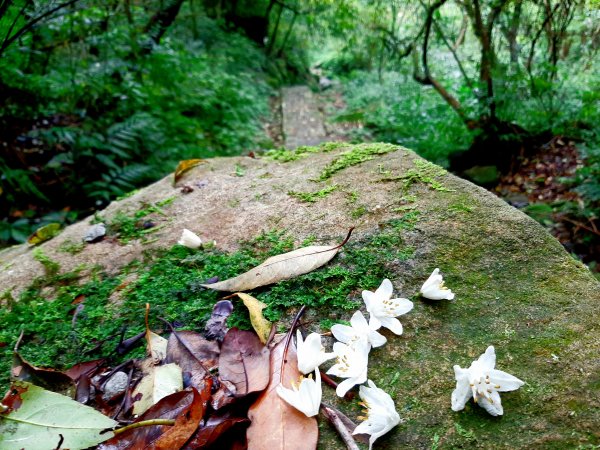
[13, 329, 24, 352]
[144, 303, 153, 360]
[321, 404, 360, 450]
[562, 217, 600, 238]
[111, 419, 175, 435]
[280, 305, 307, 382]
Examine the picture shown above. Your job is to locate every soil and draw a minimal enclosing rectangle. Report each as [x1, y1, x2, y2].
[493, 136, 599, 273]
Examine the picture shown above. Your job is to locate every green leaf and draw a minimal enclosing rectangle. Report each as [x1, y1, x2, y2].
[0, 382, 117, 450]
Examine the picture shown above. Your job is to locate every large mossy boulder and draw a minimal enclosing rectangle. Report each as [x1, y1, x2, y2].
[1, 143, 598, 448]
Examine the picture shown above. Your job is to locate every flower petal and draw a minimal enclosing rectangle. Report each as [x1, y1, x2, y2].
[367, 329, 387, 348]
[362, 290, 375, 309]
[478, 346, 496, 371]
[330, 324, 356, 344]
[387, 298, 414, 316]
[379, 317, 403, 335]
[336, 377, 359, 397]
[350, 310, 369, 330]
[375, 278, 394, 299]
[451, 365, 472, 411]
[490, 369, 525, 392]
[368, 315, 382, 331]
[477, 390, 503, 416]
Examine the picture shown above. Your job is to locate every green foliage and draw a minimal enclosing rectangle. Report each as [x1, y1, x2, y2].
[335, 71, 474, 164]
[0, 6, 273, 246]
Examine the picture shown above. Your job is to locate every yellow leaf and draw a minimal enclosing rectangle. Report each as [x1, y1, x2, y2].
[173, 159, 206, 185]
[27, 223, 61, 245]
[235, 293, 272, 344]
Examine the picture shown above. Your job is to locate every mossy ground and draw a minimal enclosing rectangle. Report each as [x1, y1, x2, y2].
[0, 213, 418, 394]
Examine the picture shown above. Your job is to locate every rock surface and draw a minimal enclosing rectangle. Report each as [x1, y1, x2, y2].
[1, 143, 598, 448]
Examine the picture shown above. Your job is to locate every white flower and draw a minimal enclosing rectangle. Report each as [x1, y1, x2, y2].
[331, 311, 387, 349]
[362, 279, 413, 335]
[178, 229, 202, 249]
[420, 268, 455, 300]
[451, 346, 524, 416]
[276, 369, 321, 417]
[326, 339, 370, 397]
[296, 330, 335, 375]
[354, 380, 401, 450]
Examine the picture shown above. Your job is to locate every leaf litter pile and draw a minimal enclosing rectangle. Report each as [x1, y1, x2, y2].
[0, 230, 367, 449]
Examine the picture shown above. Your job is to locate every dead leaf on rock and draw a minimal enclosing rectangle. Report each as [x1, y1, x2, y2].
[100, 386, 209, 450]
[12, 352, 75, 397]
[166, 330, 220, 392]
[147, 331, 168, 364]
[183, 411, 249, 449]
[219, 328, 270, 397]
[173, 159, 206, 185]
[235, 293, 272, 344]
[201, 237, 349, 292]
[246, 336, 318, 450]
[132, 363, 183, 416]
[27, 222, 61, 245]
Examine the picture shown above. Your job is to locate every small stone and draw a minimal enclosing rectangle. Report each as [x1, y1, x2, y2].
[84, 223, 106, 243]
[103, 371, 128, 401]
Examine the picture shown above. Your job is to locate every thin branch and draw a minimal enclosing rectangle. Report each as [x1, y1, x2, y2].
[321, 404, 360, 450]
[432, 17, 473, 88]
[0, 0, 82, 57]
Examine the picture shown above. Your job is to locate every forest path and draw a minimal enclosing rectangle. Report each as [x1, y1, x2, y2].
[281, 86, 328, 149]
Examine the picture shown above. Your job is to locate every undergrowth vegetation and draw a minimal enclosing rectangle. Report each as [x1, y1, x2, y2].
[0, 5, 273, 245]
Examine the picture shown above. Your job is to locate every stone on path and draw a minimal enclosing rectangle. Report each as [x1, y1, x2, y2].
[281, 86, 327, 148]
[1, 143, 598, 448]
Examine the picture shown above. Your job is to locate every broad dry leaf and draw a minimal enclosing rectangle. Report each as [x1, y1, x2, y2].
[246, 336, 318, 450]
[132, 363, 183, 416]
[183, 412, 249, 449]
[165, 330, 220, 392]
[12, 352, 75, 398]
[219, 328, 270, 396]
[202, 245, 340, 292]
[0, 381, 117, 450]
[173, 159, 206, 185]
[99, 386, 211, 450]
[147, 331, 168, 364]
[235, 293, 271, 344]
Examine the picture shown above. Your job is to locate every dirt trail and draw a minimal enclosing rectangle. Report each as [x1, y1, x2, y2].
[281, 86, 327, 148]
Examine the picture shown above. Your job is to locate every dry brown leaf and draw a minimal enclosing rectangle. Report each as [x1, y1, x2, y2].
[235, 293, 271, 344]
[219, 328, 270, 396]
[147, 331, 168, 364]
[202, 245, 340, 292]
[11, 352, 76, 398]
[246, 336, 318, 450]
[165, 330, 220, 392]
[173, 159, 206, 185]
[132, 363, 183, 416]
